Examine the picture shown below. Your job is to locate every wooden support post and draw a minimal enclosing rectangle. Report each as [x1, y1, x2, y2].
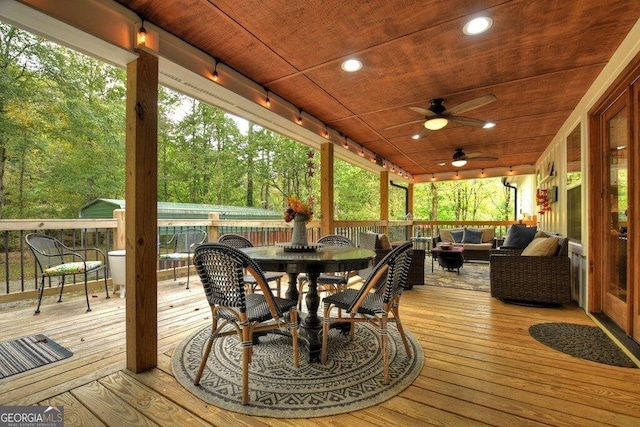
[320, 143, 334, 236]
[125, 49, 158, 373]
[380, 171, 389, 234]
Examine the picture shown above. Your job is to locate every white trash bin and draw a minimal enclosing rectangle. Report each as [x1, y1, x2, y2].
[108, 250, 126, 298]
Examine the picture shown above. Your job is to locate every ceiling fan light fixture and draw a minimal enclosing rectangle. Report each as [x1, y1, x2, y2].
[341, 58, 363, 72]
[451, 159, 467, 167]
[483, 121, 496, 129]
[463, 17, 493, 35]
[411, 133, 420, 140]
[424, 117, 448, 130]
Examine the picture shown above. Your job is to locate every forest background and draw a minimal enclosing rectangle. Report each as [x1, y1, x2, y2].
[0, 23, 514, 222]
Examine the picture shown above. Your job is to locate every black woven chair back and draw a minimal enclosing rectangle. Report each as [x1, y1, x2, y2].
[193, 243, 282, 316]
[348, 242, 413, 312]
[317, 234, 354, 247]
[25, 234, 65, 270]
[218, 233, 254, 249]
[171, 229, 207, 253]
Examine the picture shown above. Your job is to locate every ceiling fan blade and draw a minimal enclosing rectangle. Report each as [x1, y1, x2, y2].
[447, 116, 488, 128]
[463, 151, 484, 158]
[382, 119, 425, 130]
[446, 94, 497, 116]
[413, 128, 430, 139]
[464, 152, 498, 161]
[408, 106, 437, 117]
[470, 156, 498, 161]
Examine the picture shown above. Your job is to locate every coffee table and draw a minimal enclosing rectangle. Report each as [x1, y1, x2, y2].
[431, 246, 465, 274]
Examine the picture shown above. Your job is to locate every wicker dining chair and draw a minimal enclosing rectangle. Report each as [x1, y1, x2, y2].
[25, 233, 110, 314]
[192, 243, 299, 405]
[321, 242, 413, 384]
[159, 228, 207, 289]
[297, 234, 354, 310]
[217, 233, 284, 297]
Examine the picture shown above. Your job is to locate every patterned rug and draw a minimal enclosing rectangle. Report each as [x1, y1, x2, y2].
[529, 323, 638, 368]
[0, 334, 73, 379]
[172, 322, 423, 418]
[423, 260, 490, 292]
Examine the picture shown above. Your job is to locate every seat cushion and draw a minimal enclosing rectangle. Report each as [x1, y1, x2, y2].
[159, 253, 193, 260]
[44, 261, 102, 276]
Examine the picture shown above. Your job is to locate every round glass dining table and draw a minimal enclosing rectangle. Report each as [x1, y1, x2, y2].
[240, 245, 375, 361]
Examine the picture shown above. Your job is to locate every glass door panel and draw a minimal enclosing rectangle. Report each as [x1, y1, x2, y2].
[603, 101, 629, 329]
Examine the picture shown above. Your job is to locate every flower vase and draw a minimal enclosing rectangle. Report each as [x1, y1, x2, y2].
[291, 214, 309, 247]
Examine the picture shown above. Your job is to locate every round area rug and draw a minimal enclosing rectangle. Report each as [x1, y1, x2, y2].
[172, 322, 424, 418]
[529, 322, 637, 368]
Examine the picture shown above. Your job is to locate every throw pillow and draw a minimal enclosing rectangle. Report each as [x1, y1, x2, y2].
[451, 230, 464, 243]
[504, 225, 538, 248]
[521, 236, 559, 257]
[462, 228, 483, 244]
[378, 234, 392, 250]
[439, 229, 454, 243]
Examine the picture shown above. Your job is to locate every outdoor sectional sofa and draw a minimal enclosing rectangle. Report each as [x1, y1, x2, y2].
[489, 232, 571, 305]
[432, 227, 497, 262]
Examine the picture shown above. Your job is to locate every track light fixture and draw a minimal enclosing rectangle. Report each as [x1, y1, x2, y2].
[481, 168, 485, 177]
[431, 173, 435, 181]
[265, 89, 270, 108]
[296, 110, 302, 125]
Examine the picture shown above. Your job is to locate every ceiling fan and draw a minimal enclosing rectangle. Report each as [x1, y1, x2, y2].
[447, 148, 498, 167]
[384, 94, 497, 139]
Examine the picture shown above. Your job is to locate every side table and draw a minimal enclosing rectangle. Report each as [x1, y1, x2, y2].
[431, 246, 465, 275]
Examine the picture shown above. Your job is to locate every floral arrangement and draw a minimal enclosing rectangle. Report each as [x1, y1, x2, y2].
[284, 196, 313, 222]
[536, 188, 551, 215]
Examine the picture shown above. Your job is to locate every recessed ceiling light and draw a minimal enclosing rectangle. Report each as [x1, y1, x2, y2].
[463, 17, 493, 35]
[411, 134, 420, 140]
[483, 122, 496, 129]
[341, 58, 363, 72]
[437, 162, 446, 166]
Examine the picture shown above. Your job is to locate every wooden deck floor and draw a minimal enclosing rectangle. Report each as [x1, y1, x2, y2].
[1, 275, 640, 426]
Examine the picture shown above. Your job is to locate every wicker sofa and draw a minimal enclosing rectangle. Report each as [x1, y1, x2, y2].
[489, 236, 571, 305]
[432, 227, 497, 262]
[358, 233, 425, 289]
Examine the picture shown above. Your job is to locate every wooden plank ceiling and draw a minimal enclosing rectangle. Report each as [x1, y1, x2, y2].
[116, 0, 640, 179]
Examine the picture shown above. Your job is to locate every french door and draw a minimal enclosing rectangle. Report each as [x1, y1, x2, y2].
[601, 94, 629, 330]
[591, 55, 638, 342]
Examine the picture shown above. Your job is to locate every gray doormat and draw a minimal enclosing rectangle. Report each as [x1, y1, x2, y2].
[529, 322, 637, 368]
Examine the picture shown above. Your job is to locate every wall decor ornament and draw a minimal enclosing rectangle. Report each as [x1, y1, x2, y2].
[536, 188, 552, 215]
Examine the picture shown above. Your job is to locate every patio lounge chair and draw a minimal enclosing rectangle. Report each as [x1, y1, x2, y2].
[25, 233, 110, 314]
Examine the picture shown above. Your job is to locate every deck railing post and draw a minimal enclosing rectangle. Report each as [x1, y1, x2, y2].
[114, 209, 126, 250]
[208, 212, 220, 242]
